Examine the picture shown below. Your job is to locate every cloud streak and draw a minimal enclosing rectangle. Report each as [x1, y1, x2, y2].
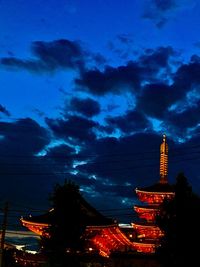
[142, 0, 195, 28]
[1, 39, 85, 73]
[0, 104, 10, 116]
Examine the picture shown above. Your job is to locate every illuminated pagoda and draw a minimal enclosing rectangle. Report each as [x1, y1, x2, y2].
[132, 134, 175, 253]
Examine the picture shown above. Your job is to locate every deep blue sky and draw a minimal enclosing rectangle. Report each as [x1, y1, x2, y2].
[1, 0, 200, 222]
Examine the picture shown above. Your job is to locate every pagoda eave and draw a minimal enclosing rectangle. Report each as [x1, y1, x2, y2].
[86, 224, 117, 230]
[21, 218, 49, 236]
[135, 189, 175, 204]
[87, 225, 135, 257]
[132, 223, 164, 239]
[134, 205, 159, 222]
[132, 241, 158, 254]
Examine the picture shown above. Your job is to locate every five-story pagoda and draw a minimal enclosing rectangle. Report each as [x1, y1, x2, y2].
[132, 135, 175, 253]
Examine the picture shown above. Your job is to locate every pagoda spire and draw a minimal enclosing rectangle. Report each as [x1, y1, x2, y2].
[159, 134, 168, 184]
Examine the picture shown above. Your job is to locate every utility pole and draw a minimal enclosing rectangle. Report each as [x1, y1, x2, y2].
[0, 202, 8, 267]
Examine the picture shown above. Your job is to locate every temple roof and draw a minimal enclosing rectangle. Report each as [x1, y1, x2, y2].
[22, 211, 53, 225]
[134, 204, 159, 209]
[136, 182, 174, 193]
[21, 194, 114, 227]
[132, 221, 159, 227]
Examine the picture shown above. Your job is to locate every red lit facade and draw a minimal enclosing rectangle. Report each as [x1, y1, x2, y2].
[85, 225, 135, 257]
[134, 205, 159, 222]
[131, 223, 164, 239]
[21, 219, 49, 236]
[135, 189, 174, 204]
[132, 135, 175, 253]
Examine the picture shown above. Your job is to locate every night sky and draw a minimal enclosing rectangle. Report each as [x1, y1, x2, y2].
[1, 0, 200, 222]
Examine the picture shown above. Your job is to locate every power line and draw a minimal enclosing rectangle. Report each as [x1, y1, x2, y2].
[5, 230, 39, 237]
[0, 156, 198, 176]
[1, 144, 200, 168]
[1, 141, 200, 160]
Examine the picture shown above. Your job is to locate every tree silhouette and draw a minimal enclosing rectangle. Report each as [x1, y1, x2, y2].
[41, 180, 84, 267]
[156, 173, 200, 267]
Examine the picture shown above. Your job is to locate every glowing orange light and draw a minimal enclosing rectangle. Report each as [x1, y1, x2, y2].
[160, 134, 168, 184]
[20, 218, 49, 236]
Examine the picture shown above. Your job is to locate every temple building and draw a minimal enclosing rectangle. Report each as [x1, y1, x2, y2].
[131, 135, 175, 253]
[21, 192, 134, 257]
[21, 134, 175, 257]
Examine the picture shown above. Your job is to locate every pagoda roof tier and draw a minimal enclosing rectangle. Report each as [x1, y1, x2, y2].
[21, 218, 49, 236]
[136, 182, 174, 193]
[86, 224, 118, 230]
[132, 241, 158, 254]
[134, 205, 160, 222]
[135, 184, 175, 204]
[132, 222, 159, 227]
[85, 225, 136, 257]
[134, 204, 159, 210]
[132, 222, 164, 239]
[22, 209, 54, 224]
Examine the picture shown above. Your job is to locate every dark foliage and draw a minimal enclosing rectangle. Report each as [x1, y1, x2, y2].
[156, 173, 200, 267]
[40, 180, 85, 267]
[3, 248, 17, 267]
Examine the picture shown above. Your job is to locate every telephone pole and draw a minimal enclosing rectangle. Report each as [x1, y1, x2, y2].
[0, 202, 8, 267]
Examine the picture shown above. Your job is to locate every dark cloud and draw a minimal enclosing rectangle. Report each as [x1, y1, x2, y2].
[69, 97, 101, 117]
[137, 83, 176, 119]
[1, 39, 85, 73]
[76, 46, 175, 95]
[168, 135, 200, 194]
[76, 133, 163, 186]
[142, 0, 177, 27]
[46, 115, 98, 143]
[136, 55, 200, 122]
[107, 34, 136, 61]
[1, 57, 46, 72]
[139, 46, 175, 70]
[45, 143, 76, 166]
[154, 0, 176, 11]
[173, 59, 200, 93]
[0, 118, 53, 208]
[142, 0, 196, 28]
[0, 104, 10, 116]
[76, 62, 141, 95]
[32, 108, 45, 117]
[0, 118, 50, 155]
[164, 100, 200, 137]
[92, 53, 107, 65]
[106, 110, 151, 134]
[117, 34, 134, 45]
[0, 118, 97, 212]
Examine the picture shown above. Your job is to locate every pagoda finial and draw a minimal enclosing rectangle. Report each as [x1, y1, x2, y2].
[159, 134, 168, 184]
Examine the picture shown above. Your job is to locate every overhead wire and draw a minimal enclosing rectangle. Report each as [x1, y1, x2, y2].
[0, 140, 200, 160]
